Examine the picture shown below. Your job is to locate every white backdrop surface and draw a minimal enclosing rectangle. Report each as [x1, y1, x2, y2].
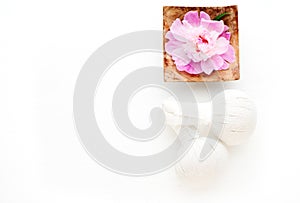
[1, 0, 299, 202]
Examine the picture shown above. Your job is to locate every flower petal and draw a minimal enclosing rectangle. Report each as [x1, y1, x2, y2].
[219, 25, 231, 40]
[200, 11, 210, 20]
[214, 37, 229, 55]
[201, 55, 224, 75]
[220, 32, 231, 40]
[171, 48, 191, 66]
[221, 45, 235, 63]
[170, 18, 190, 42]
[165, 31, 176, 41]
[200, 19, 224, 34]
[211, 55, 224, 70]
[173, 56, 189, 67]
[219, 61, 229, 70]
[177, 61, 203, 74]
[165, 34, 184, 55]
[189, 61, 203, 74]
[223, 25, 229, 32]
[201, 59, 214, 75]
[184, 11, 200, 27]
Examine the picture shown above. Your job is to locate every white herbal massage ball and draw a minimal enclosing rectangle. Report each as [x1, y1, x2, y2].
[162, 89, 257, 146]
[175, 137, 228, 178]
[162, 97, 211, 137]
[212, 89, 257, 146]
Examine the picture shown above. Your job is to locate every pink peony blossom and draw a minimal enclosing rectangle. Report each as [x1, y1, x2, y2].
[165, 11, 236, 75]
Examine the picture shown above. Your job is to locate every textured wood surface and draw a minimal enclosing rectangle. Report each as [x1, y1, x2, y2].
[163, 6, 239, 82]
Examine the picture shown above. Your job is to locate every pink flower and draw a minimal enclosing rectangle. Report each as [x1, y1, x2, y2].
[165, 11, 236, 75]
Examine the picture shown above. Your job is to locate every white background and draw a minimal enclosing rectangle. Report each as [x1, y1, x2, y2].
[1, 0, 300, 202]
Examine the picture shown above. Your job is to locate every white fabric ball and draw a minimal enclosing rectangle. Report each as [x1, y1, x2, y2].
[162, 98, 211, 137]
[162, 89, 257, 146]
[175, 137, 228, 178]
[212, 89, 257, 146]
